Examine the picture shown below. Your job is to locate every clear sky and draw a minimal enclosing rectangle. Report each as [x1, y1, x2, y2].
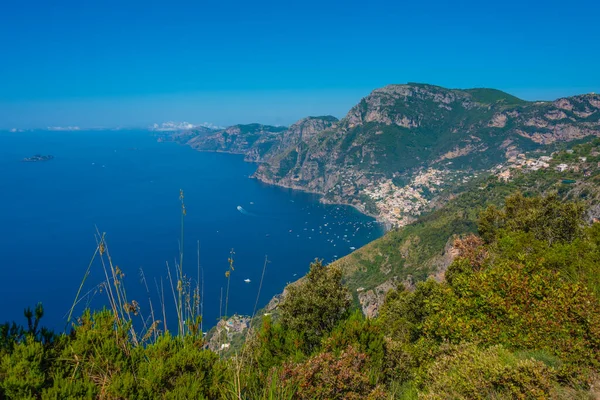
[1, 0, 599, 129]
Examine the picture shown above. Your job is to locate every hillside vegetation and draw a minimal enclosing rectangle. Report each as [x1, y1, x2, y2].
[2, 191, 600, 399]
[332, 137, 600, 316]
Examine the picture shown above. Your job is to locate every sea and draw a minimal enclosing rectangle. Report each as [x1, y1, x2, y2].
[0, 130, 383, 333]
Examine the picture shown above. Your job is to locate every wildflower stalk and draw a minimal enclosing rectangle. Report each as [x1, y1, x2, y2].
[224, 249, 235, 319]
[140, 268, 158, 342]
[166, 261, 182, 335]
[201, 258, 204, 335]
[67, 241, 101, 328]
[178, 189, 186, 336]
[219, 287, 223, 320]
[94, 232, 120, 323]
[196, 240, 202, 334]
[252, 255, 269, 319]
[238, 255, 269, 384]
[156, 277, 168, 335]
[97, 228, 139, 346]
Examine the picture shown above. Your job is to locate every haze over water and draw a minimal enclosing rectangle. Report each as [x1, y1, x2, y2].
[0, 130, 383, 331]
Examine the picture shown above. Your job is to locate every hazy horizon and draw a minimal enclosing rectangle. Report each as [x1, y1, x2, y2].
[3, 85, 600, 131]
[1, 0, 599, 129]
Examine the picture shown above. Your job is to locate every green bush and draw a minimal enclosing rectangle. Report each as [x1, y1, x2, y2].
[324, 311, 385, 371]
[478, 192, 585, 245]
[1, 338, 48, 399]
[419, 343, 557, 399]
[279, 260, 351, 354]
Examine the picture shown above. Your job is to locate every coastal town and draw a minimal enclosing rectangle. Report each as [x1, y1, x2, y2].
[361, 168, 469, 227]
[363, 170, 439, 227]
[206, 314, 252, 353]
[358, 144, 600, 228]
[493, 148, 599, 181]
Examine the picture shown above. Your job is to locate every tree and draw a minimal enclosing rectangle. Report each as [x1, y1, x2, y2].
[478, 192, 584, 245]
[279, 260, 351, 354]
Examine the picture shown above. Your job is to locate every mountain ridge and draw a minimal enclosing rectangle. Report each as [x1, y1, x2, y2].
[168, 83, 600, 226]
[252, 84, 600, 225]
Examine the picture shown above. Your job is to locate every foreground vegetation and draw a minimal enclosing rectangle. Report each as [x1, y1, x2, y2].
[1, 192, 600, 399]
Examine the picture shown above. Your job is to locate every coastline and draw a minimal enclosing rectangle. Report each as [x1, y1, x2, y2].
[251, 175, 392, 231]
[178, 145, 392, 232]
[176, 142, 393, 234]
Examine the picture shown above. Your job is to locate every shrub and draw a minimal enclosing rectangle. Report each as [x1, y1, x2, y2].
[419, 343, 557, 399]
[135, 333, 222, 399]
[423, 260, 600, 370]
[0, 338, 48, 399]
[279, 260, 351, 354]
[478, 192, 585, 245]
[280, 345, 386, 400]
[324, 311, 385, 370]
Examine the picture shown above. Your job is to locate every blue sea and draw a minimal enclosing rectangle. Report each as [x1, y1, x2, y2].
[0, 130, 383, 332]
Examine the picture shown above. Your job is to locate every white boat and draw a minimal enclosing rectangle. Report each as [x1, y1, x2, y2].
[244, 278, 251, 283]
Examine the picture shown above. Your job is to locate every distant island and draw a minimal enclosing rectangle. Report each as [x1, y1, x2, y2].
[23, 154, 54, 162]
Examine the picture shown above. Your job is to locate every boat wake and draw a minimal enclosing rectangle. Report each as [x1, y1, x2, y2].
[237, 205, 257, 217]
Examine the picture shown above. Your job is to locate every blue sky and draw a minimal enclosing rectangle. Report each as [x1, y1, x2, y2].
[1, 0, 599, 129]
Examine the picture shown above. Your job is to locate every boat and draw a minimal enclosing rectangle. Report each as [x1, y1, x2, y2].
[244, 278, 251, 283]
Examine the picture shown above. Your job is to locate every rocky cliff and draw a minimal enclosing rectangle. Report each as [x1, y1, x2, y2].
[253, 84, 600, 225]
[183, 123, 287, 161]
[171, 83, 600, 226]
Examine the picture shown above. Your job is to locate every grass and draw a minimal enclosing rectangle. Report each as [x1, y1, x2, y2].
[65, 188, 278, 370]
[66, 190, 209, 346]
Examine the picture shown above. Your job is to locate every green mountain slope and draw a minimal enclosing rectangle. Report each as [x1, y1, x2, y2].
[334, 137, 600, 316]
[463, 87, 527, 105]
[168, 84, 600, 227]
[251, 84, 600, 226]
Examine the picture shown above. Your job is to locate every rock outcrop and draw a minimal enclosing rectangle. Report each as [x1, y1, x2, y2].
[185, 124, 287, 160]
[252, 85, 600, 225]
[168, 84, 600, 226]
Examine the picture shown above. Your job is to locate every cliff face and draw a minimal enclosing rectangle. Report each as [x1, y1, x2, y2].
[171, 84, 600, 226]
[184, 124, 287, 160]
[260, 116, 339, 161]
[157, 125, 217, 143]
[252, 84, 600, 224]
[179, 120, 339, 162]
